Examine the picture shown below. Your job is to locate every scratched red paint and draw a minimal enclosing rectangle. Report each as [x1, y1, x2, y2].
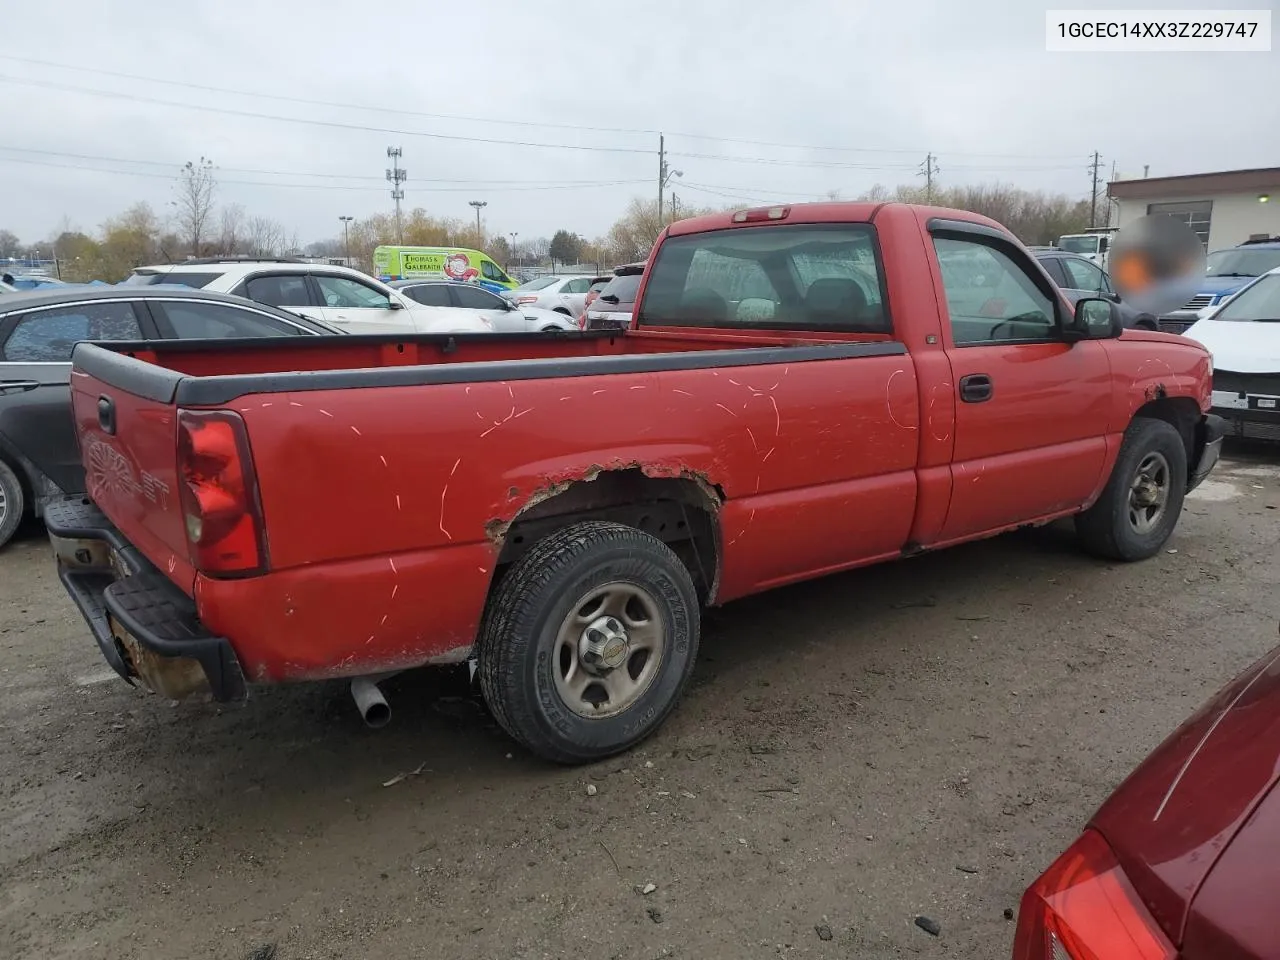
[69, 203, 1215, 685]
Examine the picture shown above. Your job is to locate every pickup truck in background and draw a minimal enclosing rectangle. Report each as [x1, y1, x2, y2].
[46, 202, 1224, 764]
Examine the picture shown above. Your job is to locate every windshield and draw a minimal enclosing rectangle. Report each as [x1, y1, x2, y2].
[1205, 248, 1280, 278]
[1211, 274, 1280, 322]
[514, 276, 560, 292]
[1058, 236, 1099, 254]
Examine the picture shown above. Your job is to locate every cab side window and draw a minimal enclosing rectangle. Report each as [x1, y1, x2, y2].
[480, 260, 508, 283]
[933, 237, 1057, 346]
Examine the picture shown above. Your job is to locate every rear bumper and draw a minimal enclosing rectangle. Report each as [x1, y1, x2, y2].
[1189, 414, 1227, 492]
[44, 496, 246, 702]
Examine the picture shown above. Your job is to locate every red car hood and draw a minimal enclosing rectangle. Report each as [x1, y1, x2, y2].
[1090, 641, 1280, 949]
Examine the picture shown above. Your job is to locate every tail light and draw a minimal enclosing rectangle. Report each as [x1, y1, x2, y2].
[176, 409, 267, 577]
[516, 295, 538, 304]
[1013, 829, 1174, 960]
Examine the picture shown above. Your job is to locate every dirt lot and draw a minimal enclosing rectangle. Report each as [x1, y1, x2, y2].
[2, 447, 1279, 960]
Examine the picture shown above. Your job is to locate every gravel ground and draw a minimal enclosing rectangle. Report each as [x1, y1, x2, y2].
[2, 445, 1278, 960]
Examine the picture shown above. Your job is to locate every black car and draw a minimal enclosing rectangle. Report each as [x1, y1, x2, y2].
[1032, 249, 1158, 331]
[0, 286, 337, 549]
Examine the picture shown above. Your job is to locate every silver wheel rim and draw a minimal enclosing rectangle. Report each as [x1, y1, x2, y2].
[553, 581, 665, 719]
[0, 485, 6, 526]
[1128, 451, 1170, 535]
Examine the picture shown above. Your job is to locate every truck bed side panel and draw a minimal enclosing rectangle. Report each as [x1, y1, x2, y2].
[220, 349, 921, 675]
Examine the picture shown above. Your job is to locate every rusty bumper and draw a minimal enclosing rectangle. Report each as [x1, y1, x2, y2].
[44, 496, 246, 702]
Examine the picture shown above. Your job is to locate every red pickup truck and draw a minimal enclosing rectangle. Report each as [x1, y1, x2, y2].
[46, 203, 1224, 764]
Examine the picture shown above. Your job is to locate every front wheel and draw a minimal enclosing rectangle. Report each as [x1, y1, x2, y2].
[477, 521, 700, 764]
[1075, 417, 1187, 561]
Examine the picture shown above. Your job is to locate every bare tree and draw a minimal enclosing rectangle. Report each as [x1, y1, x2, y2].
[218, 203, 246, 255]
[173, 157, 217, 257]
[245, 216, 286, 258]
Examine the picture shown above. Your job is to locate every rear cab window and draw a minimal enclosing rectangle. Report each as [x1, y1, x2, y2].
[637, 224, 890, 332]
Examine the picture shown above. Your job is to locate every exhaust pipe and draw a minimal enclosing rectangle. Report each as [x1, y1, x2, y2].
[351, 676, 391, 729]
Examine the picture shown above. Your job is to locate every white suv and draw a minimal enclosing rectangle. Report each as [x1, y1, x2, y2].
[123, 258, 492, 335]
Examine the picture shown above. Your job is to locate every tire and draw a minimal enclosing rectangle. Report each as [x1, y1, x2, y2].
[1075, 417, 1187, 561]
[0, 459, 25, 550]
[477, 521, 700, 764]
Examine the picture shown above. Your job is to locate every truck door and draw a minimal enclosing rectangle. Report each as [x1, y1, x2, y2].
[928, 222, 1111, 542]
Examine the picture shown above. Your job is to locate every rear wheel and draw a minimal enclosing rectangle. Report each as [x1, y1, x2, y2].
[554, 307, 572, 316]
[0, 459, 25, 550]
[477, 521, 700, 764]
[1075, 417, 1187, 561]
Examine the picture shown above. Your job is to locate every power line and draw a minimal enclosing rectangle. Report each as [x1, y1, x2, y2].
[0, 154, 645, 192]
[0, 57, 1090, 161]
[0, 74, 658, 157]
[0, 145, 640, 185]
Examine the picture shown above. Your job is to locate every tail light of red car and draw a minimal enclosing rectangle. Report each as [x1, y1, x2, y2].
[1013, 829, 1174, 960]
[177, 409, 267, 577]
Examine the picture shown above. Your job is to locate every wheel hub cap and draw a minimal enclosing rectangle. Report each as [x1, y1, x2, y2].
[580, 616, 629, 673]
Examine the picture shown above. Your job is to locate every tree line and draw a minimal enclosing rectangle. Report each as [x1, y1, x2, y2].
[2, 158, 1094, 283]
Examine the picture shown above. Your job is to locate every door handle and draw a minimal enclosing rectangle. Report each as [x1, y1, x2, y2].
[959, 374, 993, 403]
[0, 379, 40, 394]
[97, 395, 117, 435]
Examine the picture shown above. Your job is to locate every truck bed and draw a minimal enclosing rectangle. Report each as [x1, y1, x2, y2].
[70, 328, 915, 683]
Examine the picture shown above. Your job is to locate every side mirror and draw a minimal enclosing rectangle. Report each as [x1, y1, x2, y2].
[504, 298, 518, 310]
[388, 299, 404, 310]
[1067, 297, 1122, 341]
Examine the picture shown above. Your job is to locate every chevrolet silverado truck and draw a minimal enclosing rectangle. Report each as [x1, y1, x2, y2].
[45, 203, 1225, 764]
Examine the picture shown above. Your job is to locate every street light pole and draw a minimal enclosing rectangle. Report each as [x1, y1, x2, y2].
[469, 200, 488, 242]
[338, 215, 353, 265]
[508, 231, 518, 272]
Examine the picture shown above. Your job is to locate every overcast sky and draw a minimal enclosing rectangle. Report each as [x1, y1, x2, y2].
[3, 0, 1276, 247]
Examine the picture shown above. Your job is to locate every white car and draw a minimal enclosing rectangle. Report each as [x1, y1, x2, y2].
[389, 280, 577, 333]
[1184, 265, 1280, 440]
[123, 258, 491, 335]
[504, 275, 602, 317]
[0, 280, 16, 295]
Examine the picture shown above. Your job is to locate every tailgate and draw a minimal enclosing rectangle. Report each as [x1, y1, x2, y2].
[69, 343, 195, 594]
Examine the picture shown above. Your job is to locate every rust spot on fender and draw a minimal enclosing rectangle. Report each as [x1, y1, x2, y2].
[483, 461, 721, 548]
[1144, 382, 1168, 402]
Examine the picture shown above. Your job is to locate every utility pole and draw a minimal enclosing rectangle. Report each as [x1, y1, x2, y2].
[1088, 151, 1103, 228]
[1105, 161, 1117, 228]
[657, 134, 683, 224]
[338, 215, 353, 265]
[918, 153, 939, 202]
[508, 231, 518, 272]
[469, 200, 488, 242]
[386, 146, 406, 243]
[670, 193, 680, 220]
[658, 134, 665, 223]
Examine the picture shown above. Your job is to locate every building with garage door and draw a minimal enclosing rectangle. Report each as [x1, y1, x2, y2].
[1108, 166, 1280, 250]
